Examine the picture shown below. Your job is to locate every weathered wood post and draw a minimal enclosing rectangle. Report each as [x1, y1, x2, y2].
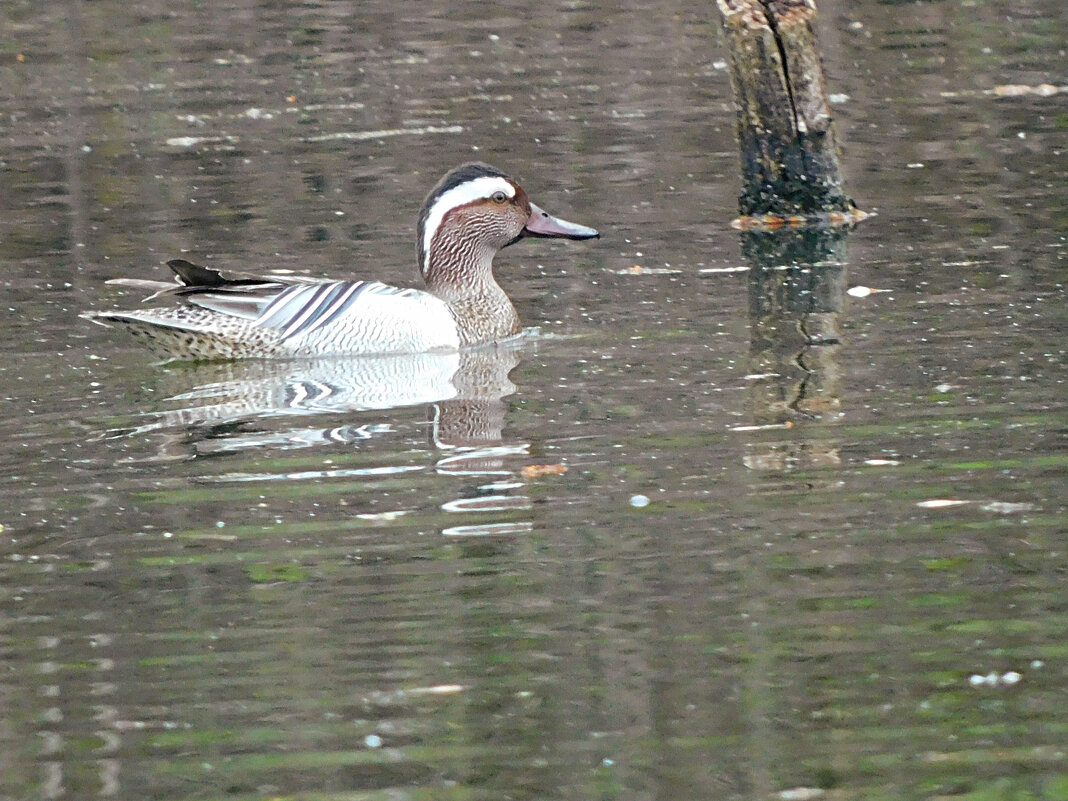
[716, 0, 860, 438]
[717, 0, 855, 218]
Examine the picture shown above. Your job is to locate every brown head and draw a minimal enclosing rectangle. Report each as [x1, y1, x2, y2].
[416, 162, 598, 293]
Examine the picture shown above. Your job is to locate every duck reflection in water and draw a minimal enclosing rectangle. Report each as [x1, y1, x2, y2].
[113, 339, 528, 469]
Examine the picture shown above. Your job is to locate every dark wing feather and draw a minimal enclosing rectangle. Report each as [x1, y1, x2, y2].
[166, 259, 290, 294]
[107, 259, 320, 303]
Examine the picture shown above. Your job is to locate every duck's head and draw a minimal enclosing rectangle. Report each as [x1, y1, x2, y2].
[417, 162, 599, 282]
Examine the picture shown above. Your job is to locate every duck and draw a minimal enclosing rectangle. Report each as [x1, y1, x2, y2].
[83, 162, 598, 360]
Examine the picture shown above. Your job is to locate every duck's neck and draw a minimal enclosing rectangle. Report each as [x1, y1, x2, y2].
[424, 239, 520, 345]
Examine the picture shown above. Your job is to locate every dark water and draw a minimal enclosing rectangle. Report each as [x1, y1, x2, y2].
[2, 1, 1065, 799]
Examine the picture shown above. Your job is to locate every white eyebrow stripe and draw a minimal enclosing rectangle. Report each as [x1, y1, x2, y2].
[421, 176, 515, 274]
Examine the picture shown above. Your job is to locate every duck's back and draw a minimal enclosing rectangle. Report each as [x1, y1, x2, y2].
[91, 280, 461, 360]
[247, 280, 461, 356]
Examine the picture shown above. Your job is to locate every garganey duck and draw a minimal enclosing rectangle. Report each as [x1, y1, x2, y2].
[84, 162, 598, 360]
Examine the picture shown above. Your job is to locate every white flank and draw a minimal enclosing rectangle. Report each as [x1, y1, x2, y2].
[421, 176, 515, 274]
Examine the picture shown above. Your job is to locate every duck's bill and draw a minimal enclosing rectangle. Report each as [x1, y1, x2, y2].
[522, 202, 599, 240]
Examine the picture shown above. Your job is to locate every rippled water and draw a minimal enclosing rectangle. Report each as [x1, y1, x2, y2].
[2, 1, 1065, 799]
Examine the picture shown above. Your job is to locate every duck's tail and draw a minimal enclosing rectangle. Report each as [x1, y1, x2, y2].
[81, 308, 254, 361]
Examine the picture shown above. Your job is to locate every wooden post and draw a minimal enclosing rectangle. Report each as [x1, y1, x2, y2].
[718, 0, 855, 218]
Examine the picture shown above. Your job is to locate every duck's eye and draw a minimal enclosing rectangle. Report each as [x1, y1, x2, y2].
[490, 191, 508, 204]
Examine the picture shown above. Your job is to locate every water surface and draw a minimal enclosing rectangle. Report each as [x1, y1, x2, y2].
[1, 1, 1065, 799]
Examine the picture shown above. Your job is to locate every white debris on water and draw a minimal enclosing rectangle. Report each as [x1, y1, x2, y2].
[969, 670, 1024, 688]
[166, 136, 214, 148]
[305, 124, 463, 142]
[779, 789, 824, 801]
[916, 499, 970, 509]
[980, 501, 1037, 514]
[847, 285, 892, 298]
[698, 265, 749, 274]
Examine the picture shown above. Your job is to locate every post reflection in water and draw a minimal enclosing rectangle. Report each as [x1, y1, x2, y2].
[742, 225, 851, 472]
